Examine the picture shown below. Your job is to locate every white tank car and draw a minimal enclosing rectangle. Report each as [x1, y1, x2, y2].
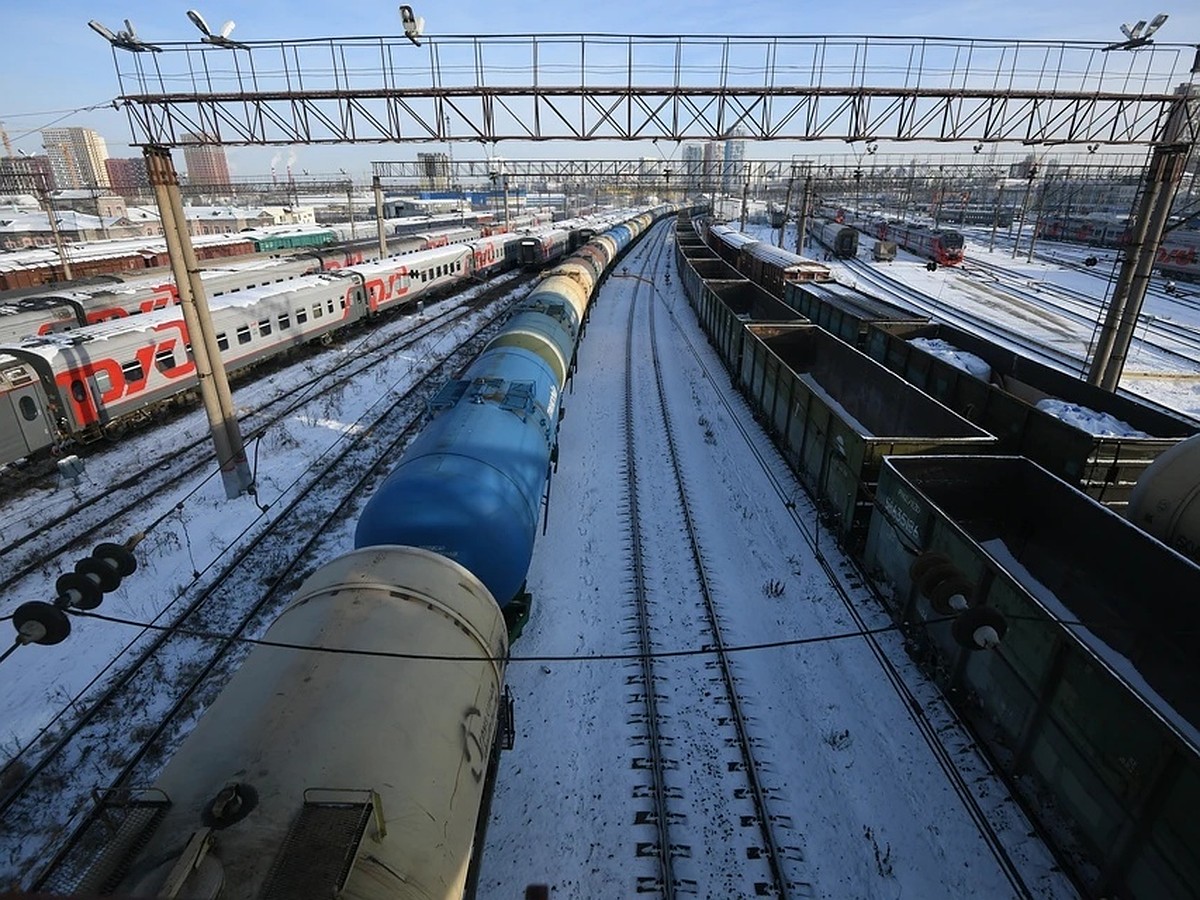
[1127, 432, 1200, 565]
[114, 546, 509, 899]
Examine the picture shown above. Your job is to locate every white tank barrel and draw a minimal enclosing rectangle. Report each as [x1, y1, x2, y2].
[119, 546, 508, 900]
[1127, 433, 1200, 565]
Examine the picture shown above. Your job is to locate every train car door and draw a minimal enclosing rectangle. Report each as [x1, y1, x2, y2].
[4, 383, 54, 457]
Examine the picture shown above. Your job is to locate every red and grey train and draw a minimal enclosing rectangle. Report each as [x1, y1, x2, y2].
[0, 226, 518, 346]
[0, 216, 620, 468]
[840, 213, 966, 266]
[1036, 214, 1200, 282]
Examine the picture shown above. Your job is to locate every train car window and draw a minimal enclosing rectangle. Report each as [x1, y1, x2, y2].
[19, 396, 38, 421]
[339, 298, 346, 310]
[296, 309, 308, 324]
[237, 326, 252, 345]
[217, 333, 230, 351]
[326, 300, 335, 314]
[278, 314, 291, 330]
[258, 319, 272, 336]
[154, 348, 176, 372]
[313, 304, 324, 319]
[122, 360, 144, 382]
[71, 379, 87, 402]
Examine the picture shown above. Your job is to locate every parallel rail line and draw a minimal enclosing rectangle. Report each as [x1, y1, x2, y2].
[2, 295, 520, 891]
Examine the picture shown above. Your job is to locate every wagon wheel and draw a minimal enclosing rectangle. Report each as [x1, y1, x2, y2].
[916, 562, 960, 599]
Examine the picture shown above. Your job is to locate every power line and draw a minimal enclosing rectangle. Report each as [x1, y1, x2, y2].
[0, 102, 117, 119]
[71, 606, 921, 664]
[5, 102, 121, 145]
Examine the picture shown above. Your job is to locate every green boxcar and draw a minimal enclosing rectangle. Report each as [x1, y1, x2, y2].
[737, 324, 995, 546]
[692, 280, 805, 375]
[782, 279, 929, 348]
[253, 230, 338, 252]
[865, 454, 1200, 899]
[865, 322, 1198, 508]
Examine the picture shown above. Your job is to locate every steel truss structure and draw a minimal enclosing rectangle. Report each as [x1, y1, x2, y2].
[108, 34, 1200, 147]
[368, 153, 1156, 188]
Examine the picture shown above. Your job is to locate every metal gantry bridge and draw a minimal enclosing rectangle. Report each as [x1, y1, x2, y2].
[107, 34, 1200, 147]
[94, 30, 1198, 414]
[367, 152, 1157, 183]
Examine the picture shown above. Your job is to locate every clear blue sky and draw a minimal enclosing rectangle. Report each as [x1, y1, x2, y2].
[2, 1, 1197, 179]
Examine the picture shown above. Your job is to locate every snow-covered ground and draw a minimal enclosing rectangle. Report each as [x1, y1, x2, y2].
[748, 221, 1200, 420]
[478, 223, 1073, 897]
[0, 216, 1192, 895]
[0, 277, 522, 776]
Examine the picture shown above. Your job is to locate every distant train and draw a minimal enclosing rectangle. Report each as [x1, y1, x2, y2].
[842, 213, 965, 266]
[1032, 214, 1200, 281]
[705, 223, 832, 292]
[1158, 229, 1200, 281]
[0, 209, 558, 291]
[518, 228, 575, 269]
[1034, 214, 1131, 250]
[49, 205, 680, 899]
[0, 221, 596, 346]
[0, 216, 618, 468]
[933, 207, 1014, 229]
[808, 220, 860, 259]
[0, 226, 338, 291]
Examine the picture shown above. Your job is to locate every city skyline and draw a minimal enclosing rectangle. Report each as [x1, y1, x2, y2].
[2, 2, 1197, 180]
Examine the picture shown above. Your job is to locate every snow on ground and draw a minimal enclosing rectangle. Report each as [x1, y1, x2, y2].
[0, 277, 519, 765]
[748, 221, 1200, 421]
[0, 217, 1190, 896]
[478, 223, 1074, 898]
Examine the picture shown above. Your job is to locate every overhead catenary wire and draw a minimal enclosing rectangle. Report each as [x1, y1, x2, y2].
[4, 101, 121, 144]
[72, 606, 923, 663]
[50, 607, 1186, 667]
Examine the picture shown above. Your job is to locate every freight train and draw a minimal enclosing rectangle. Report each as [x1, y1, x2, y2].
[0, 216, 620, 468]
[39, 205, 678, 899]
[705, 223, 832, 290]
[675, 213, 1200, 900]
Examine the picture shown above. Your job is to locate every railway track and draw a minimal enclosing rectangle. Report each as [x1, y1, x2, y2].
[0, 273, 529, 595]
[0, 289, 524, 890]
[619, 224, 803, 898]
[663, 243, 1059, 899]
[961, 255, 1200, 366]
[843, 257, 1091, 374]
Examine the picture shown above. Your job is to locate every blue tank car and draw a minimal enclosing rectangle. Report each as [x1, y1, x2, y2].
[355, 208, 667, 606]
[354, 320, 568, 606]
